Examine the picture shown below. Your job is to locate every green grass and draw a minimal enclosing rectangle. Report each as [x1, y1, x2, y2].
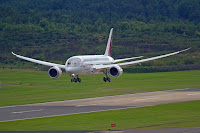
[0, 69, 199, 131]
[0, 100, 200, 131]
[0, 69, 200, 106]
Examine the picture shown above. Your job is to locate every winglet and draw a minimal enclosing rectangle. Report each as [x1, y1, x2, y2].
[178, 47, 191, 53]
[104, 28, 113, 56]
[12, 52, 16, 56]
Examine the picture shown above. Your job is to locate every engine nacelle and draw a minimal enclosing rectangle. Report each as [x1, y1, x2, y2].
[109, 65, 123, 77]
[48, 66, 62, 78]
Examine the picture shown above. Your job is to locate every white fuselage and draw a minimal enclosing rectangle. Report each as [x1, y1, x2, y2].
[65, 55, 114, 75]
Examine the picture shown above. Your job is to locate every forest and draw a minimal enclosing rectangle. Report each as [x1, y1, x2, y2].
[0, 0, 200, 72]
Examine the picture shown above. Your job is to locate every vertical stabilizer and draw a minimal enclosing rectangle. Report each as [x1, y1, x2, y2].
[104, 28, 113, 56]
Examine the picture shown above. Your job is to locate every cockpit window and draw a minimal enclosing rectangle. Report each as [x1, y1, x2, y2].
[67, 57, 81, 67]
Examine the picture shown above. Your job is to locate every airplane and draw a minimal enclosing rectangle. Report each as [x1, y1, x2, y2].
[12, 28, 190, 83]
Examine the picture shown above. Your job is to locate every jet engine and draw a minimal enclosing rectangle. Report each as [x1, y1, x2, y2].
[109, 65, 123, 77]
[48, 66, 62, 78]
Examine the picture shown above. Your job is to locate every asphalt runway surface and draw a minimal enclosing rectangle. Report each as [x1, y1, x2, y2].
[0, 88, 200, 122]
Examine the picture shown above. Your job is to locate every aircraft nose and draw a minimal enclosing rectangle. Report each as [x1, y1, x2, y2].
[65, 67, 71, 73]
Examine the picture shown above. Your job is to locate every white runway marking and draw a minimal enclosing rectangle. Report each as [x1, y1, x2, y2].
[76, 105, 87, 107]
[187, 93, 200, 95]
[134, 97, 159, 101]
[76, 104, 99, 107]
[12, 109, 43, 114]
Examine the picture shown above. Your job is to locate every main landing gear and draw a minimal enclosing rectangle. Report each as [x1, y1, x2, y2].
[71, 75, 81, 83]
[103, 77, 110, 82]
[103, 70, 111, 82]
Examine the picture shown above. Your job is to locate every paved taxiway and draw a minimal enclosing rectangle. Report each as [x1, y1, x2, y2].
[0, 88, 200, 122]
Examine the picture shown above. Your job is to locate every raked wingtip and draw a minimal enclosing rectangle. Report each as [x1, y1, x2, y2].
[179, 47, 191, 53]
[12, 52, 16, 56]
[184, 47, 191, 52]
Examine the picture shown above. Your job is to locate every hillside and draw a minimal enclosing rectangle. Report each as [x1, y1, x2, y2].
[0, 0, 200, 70]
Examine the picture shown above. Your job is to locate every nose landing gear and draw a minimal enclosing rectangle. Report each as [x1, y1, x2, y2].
[70, 75, 81, 83]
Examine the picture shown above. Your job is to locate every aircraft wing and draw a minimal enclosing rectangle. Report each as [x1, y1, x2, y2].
[94, 48, 191, 69]
[12, 52, 66, 69]
[113, 56, 143, 63]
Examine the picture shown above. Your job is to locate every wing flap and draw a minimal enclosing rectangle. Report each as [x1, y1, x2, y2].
[114, 56, 143, 63]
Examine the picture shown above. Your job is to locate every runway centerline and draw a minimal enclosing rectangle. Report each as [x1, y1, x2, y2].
[12, 109, 44, 114]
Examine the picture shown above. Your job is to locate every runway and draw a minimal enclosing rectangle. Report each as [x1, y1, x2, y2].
[0, 88, 200, 122]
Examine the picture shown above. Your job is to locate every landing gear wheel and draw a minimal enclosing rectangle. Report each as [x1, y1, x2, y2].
[103, 77, 107, 82]
[107, 77, 111, 82]
[73, 78, 77, 83]
[70, 75, 81, 83]
[103, 69, 111, 82]
[77, 78, 81, 82]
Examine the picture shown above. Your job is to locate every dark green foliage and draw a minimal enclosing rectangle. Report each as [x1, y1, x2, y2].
[0, 0, 200, 70]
